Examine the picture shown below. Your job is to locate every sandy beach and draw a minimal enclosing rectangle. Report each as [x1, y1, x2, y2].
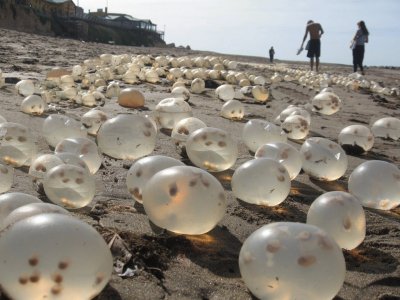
[0, 28, 399, 300]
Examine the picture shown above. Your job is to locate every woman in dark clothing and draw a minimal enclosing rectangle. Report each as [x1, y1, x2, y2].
[351, 21, 369, 74]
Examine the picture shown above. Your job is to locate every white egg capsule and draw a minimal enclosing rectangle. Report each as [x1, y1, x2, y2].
[54, 137, 101, 175]
[251, 86, 269, 102]
[0, 214, 113, 300]
[307, 191, 366, 250]
[300, 137, 348, 181]
[97, 114, 156, 160]
[239, 222, 345, 300]
[338, 125, 374, 154]
[15, 79, 35, 96]
[371, 117, 400, 140]
[43, 164, 95, 209]
[348, 160, 400, 210]
[186, 127, 238, 172]
[242, 119, 287, 153]
[126, 155, 185, 203]
[232, 158, 290, 206]
[143, 166, 227, 235]
[190, 78, 205, 94]
[255, 142, 302, 180]
[215, 84, 235, 101]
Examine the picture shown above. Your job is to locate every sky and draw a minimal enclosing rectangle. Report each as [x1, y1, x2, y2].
[76, 0, 400, 67]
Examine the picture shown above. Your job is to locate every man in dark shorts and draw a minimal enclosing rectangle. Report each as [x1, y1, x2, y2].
[301, 20, 324, 72]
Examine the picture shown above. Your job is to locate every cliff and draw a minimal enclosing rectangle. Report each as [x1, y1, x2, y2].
[0, 0, 166, 47]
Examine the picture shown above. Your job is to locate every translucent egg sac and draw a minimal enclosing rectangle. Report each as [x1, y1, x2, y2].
[311, 92, 342, 115]
[239, 222, 345, 300]
[55, 153, 90, 172]
[171, 86, 190, 102]
[43, 164, 95, 209]
[242, 119, 287, 153]
[126, 155, 185, 203]
[0, 163, 14, 194]
[186, 127, 238, 172]
[155, 98, 193, 130]
[15, 79, 35, 96]
[190, 78, 205, 94]
[0, 192, 42, 229]
[0, 122, 37, 167]
[215, 84, 235, 101]
[105, 82, 120, 98]
[29, 154, 64, 189]
[220, 100, 244, 120]
[338, 125, 374, 154]
[371, 117, 400, 140]
[81, 109, 108, 136]
[251, 86, 269, 102]
[55, 137, 101, 174]
[232, 158, 290, 206]
[307, 191, 366, 250]
[0, 214, 113, 300]
[300, 137, 348, 181]
[97, 114, 156, 160]
[171, 117, 207, 148]
[21, 95, 47, 115]
[255, 142, 302, 180]
[118, 88, 145, 108]
[281, 115, 310, 140]
[42, 115, 87, 148]
[142, 166, 227, 234]
[348, 160, 400, 210]
[2, 202, 70, 229]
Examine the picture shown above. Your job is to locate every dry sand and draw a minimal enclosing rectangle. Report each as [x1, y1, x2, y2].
[0, 28, 399, 300]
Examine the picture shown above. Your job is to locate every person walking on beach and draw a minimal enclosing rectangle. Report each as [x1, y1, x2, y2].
[269, 46, 275, 63]
[351, 20, 369, 75]
[300, 20, 324, 72]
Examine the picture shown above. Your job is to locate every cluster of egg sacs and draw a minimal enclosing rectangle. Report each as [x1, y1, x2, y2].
[0, 192, 113, 300]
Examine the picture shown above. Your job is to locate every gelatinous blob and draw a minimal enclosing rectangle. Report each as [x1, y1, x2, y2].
[29, 154, 64, 189]
[281, 115, 310, 140]
[43, 164, 95, 209]
[242, 119, 287, 153]
[0, 214, 113, 300]
[118, 88, 145, 108]
[97, 114, 157, 160]
[171, 117, 207, 148]
[190, 78, 205, 94]
[215, 84, 235, 101]
[252, 86, 269, 102]
[0, 122, 37, 167]
[142, 166, 227, 234]
[232, 158, 290, 206]
[42, 115, 87, 148]
[338, 125, 374, 154]
[0, 163, 14, 194]
[371, 117, 400, 140]
[220, 100, 244, 120]
[186, 127, 238, 172]
[155, 98, 193, 130]
[348, 160, 400, 210]
[311, 92, 342, 115]
[307, 191, 366, 249]
[15, 80, 35, 97]
[55, 137, 101, 174]
[21, 95, 47, 115]
[255, 142, 302, 180]
[0, 192, 42, 229]
[81, 109, 108, 136]
[300, 137, 348, 181]
[126, 155, 185, 204]
[239, 222, 345, 300]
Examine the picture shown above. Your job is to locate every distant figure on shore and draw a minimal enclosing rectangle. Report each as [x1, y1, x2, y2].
[269, 46, 275, 63]
[351, 21, 369, 75]
[300, 20, 324, 72]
